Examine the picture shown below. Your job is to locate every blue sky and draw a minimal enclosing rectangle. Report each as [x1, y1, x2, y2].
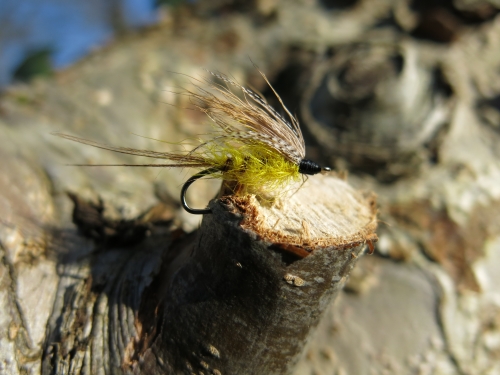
[0, 0, 159, 86]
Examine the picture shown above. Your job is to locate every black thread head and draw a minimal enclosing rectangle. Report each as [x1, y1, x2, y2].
[298, 159, 321, 175]
[298, 159, 332, 175]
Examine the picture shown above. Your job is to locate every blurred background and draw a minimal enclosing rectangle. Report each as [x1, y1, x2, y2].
[1, 0, 500, 374]
[0, 0, 160, 87]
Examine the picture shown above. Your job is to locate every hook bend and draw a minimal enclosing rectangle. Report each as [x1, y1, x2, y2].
[180, 168, 220, 215]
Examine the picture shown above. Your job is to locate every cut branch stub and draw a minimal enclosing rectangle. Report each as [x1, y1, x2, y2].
[138, 174, 377, 375]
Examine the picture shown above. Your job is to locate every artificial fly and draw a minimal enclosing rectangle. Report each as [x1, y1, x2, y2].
[54, 70, 331, 214]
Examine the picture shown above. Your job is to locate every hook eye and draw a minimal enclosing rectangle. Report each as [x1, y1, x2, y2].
[180, 168, 219, 215]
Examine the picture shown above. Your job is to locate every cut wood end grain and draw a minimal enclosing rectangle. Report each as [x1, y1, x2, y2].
[219, 174, 378, 255]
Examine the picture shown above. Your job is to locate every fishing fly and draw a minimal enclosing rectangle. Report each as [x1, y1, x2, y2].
[54, 70, 331, 214]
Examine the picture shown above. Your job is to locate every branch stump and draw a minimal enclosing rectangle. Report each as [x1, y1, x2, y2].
[135, 174, 377, 374]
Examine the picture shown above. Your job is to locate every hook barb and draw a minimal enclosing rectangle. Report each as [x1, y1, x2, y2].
[181, 168, 220, 215]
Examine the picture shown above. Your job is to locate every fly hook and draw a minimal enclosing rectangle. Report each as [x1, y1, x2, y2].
[180, 168, 220, 215]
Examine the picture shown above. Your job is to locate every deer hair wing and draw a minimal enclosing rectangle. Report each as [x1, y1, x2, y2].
[185, 70, 306, 164]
